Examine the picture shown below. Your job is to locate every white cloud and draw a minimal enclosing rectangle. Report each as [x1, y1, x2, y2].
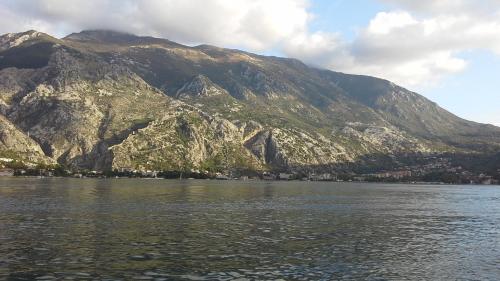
[286, 1, 500, 88]
[0, 0, 311, 51]
[1, 0, 500, 89]
[381, 0, 500, 15]
[367, 11, 417, 34]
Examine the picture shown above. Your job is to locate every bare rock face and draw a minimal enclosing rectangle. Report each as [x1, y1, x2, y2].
[176, 75, 229, 98]
[110, 111, 263, 171]
[0, 115, 54, 165]
[0, 30, 43, 51]
[244, 128, 354, 170]
[339, 122, 430, 154]
[0, 29, 499, 172]
[236, 120, 263, 141]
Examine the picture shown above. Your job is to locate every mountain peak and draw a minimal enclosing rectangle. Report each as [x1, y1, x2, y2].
[0, 30, 48, 51]
[64, 29, 138, 43]
[63, 29, 183, 48]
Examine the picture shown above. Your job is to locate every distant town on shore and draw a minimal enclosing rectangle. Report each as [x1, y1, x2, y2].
[2, 154, 498, 185]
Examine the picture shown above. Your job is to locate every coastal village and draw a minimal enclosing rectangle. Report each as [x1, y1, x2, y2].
[1, 155, 498, 185]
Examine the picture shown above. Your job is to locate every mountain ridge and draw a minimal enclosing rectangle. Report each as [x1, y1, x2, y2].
[0, 29, 499, 174]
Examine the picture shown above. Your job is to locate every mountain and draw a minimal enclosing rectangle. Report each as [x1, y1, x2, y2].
[0, 29, 499, 173]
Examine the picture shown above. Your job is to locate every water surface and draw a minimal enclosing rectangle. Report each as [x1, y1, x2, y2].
[0, 178, 499, 280]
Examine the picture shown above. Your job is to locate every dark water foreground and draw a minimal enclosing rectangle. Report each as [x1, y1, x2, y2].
[0, 178, 498, 280]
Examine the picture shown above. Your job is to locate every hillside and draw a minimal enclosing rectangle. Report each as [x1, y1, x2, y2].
[0, 29, 499, 173]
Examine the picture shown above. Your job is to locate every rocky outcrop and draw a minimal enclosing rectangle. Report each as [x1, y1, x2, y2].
[0, 115, 54, 165]
[0, 30, 43, 51]
[176, 75, 229, 99]
[338, 122, 431, 154]
[244, 128, 353, 170]
[110, 111, 264, 171]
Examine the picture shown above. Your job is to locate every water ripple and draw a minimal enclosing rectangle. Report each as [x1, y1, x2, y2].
[0, 178, 499, 280]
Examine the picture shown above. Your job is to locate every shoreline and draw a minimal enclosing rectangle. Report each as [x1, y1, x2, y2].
[2, 176, 498, 186]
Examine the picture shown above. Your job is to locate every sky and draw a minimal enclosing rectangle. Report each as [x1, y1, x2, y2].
[0, 0, 499, 125]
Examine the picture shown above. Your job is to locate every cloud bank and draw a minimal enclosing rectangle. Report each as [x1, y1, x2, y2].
[1, 0, 500, 89]
[0, 0, 311, 51]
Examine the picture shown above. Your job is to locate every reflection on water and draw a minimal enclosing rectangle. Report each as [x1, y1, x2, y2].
[0, 178, 499, 280]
